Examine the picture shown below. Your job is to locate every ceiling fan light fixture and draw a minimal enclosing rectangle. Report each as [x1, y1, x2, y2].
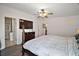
[43, 12, 48, 16]
[37, 9, 53, 18]
[39, 9, 48, 17]
[39, 13, 48, 17]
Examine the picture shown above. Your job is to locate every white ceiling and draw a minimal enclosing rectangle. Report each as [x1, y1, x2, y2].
[0, 3, 79, 17]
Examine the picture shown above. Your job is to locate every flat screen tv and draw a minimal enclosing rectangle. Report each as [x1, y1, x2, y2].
[19, 19, 33, 29]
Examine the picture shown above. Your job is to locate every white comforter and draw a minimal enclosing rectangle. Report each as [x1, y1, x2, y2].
[23, 35, 78, 56]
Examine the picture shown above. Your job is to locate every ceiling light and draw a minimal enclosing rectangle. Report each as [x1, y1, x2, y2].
[39, 9, 48, 17]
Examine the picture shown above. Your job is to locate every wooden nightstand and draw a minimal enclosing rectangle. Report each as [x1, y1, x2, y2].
[75, 34, 79, 49]
[0, 41, 1, 56]
[75, 34, 79, 40]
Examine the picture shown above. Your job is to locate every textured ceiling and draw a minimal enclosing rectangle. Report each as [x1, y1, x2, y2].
[0, 3, 79, 17]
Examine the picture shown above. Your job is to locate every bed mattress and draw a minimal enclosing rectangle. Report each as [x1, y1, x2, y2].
[23, 35, 79, 56]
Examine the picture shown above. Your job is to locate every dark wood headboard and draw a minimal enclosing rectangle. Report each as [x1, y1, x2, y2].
[24, 32, 35, 42]
[22, 32, 36, 56]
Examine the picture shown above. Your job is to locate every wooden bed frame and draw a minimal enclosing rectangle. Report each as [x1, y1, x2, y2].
[22, 46, 37, 56]
[21, 20, 47, 56]
[20, 19, 37, 56]
[22, 32, 37, 56]
[21, 31, 47, 56]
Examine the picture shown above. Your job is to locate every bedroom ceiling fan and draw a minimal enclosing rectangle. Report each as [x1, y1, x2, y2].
[35, 9, 53, 18]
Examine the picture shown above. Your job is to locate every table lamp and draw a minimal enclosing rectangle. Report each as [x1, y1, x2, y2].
[77, 29, 79, 33]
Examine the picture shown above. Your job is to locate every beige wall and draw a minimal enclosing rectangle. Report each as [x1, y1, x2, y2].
[47, 16, 79, 37]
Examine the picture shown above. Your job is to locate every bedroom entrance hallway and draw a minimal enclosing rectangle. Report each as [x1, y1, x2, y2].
[5, 17, 17, 48]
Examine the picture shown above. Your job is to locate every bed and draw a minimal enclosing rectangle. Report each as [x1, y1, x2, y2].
[23, 35, 79, 56]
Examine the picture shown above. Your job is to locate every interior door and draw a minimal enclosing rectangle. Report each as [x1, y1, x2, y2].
[5, 23, 10, 40]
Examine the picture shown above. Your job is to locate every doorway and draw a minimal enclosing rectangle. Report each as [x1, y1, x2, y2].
[5, 17, 17, 48]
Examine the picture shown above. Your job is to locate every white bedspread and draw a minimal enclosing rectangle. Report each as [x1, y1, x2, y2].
[23, 35, 78, 56]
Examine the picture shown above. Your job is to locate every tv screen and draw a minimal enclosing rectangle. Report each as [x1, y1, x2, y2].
[19, 19, 33, 29]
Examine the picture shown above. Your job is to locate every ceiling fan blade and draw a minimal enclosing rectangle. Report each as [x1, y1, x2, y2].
[33, 14, 38, 15]
[48, 13, 53, 15]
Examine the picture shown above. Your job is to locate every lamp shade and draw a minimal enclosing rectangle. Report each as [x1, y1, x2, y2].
[77, 29, 79, 33]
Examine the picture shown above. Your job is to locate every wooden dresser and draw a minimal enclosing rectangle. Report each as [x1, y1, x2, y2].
[25, 32, 35, 42]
